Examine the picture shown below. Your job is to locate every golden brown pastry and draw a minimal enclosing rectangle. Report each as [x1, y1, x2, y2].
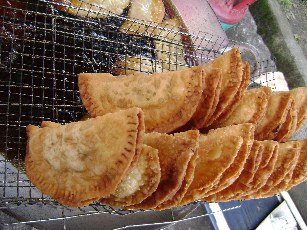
[255, 141, 300, 195]
[100, 144, 161, 207]
[217, 87, 271, 127]
[127, 130, 199, 209]
[60, 0, 130, 18]
[201, 123, 254, 201]
[154, 130, 200, 210]
[255, 91, 294, 140]
[112, 56, 162, 76]
[237, 141, 264, 186]
[119, 0, 165, 35]
[275, 99, 298, 142]
[179, 130, 243, 205]
[207, 62, 250, 128]
[154, 18, 187, 71]
[26, 108, 144, 207]
[239, 140, 279, 199]
[287, 139, 307, 187]
[202, 48, 244, 128]
[289, 87, 307, 131]
[78, 67, 203, 133]
[180, 68, 222, 130]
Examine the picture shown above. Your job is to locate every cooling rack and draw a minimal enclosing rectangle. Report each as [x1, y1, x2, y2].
[0, 0, 278, 228]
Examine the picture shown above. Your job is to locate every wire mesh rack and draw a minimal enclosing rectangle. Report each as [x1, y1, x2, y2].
[0, 0, 278, 228]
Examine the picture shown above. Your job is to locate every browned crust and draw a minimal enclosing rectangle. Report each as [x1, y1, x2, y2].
[78, 67, 203, 133]
[123, 110, 145, 176]
[248, 141, 301, 199]
[275, 99, 297, 142]
[257, 174, 291, 199]
[296, 113, 307, 130]
[231, 141, 263, 188]
[253, 142, 300, 195]
[239, 141, 279, 199]
[155, 149, 198, 210]
[25, 108, 144, 208]
[207, 62, 250, 129]
[285, 106, 298, 141]
[217, 87, 271, 128]
[285, 139, 307, 188]
[204, 48, 243, 127]
[41, 109, 145, 181]
[180, 132, 243, 205]
[214, 162, 266, 201]
[257, 86, 273, 125]
[154, 130, 200, 210]
[100, 145, 161, 207]
[255, 92, 294, 141]
[229, 140, 305, 201]
[261, 162, 298, 198]
[221, 142, 264, 201]
[239, 141, 264, 185]
[180, 68, 222, 130]
[202, 123, 254, 200]
[290, 87, 307, 131]
[127, 131, 198, 209]
[205, 70, 223, 126]
[78, 73, 108, 118]
[41, 121, 61, 128]
[251, 142, 279, 187]
[147, 67, 203, 133]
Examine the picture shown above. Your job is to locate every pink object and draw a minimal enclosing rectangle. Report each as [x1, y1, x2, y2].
[166, 0, 229, 49]
[208, 0, 257, 24]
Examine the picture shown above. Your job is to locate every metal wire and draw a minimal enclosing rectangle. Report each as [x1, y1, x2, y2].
[114, 204, 242, 230]
[0, 0, 277, 227]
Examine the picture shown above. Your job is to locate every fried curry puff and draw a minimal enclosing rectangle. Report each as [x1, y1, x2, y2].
[100, 144, 161, 207]
[26, 108, 144, 207]
[78, 67, 203, 133]
[25, 48, 307, 209]
[59, 0, 130, 18]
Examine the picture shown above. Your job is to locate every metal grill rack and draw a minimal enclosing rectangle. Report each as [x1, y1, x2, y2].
[0, 0, 277, 228]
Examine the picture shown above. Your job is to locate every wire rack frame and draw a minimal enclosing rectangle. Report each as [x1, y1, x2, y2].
[1, 201, 242, 229]
[0, 0, 278, 227]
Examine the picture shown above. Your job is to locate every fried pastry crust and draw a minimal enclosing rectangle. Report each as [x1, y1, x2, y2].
[100, 144, 161, 207]
[275, 99, 298, 142]
[155, 130, 200, 210]
[26, 108, 144, 207]
[255, 92, 294, 140]
[78, 67, 203, 133]
[127, 130, 199, 209]
[239, 140, 279, 199]
[178, 133, 243, 205]
[207, 62, 250, 128]
[202, 123, 254, 200]
[181, 68, 222, 130]
[217, 87, 271, 127]
[203, 48, 244, 127]
[119, 0, 165, 35]
[59, 0, 130, 18]
[256, 141, 300, 195]
[289, 87, 307, 131]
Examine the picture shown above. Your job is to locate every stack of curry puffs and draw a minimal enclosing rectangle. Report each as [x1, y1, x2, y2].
[26, 48, 307, 209]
